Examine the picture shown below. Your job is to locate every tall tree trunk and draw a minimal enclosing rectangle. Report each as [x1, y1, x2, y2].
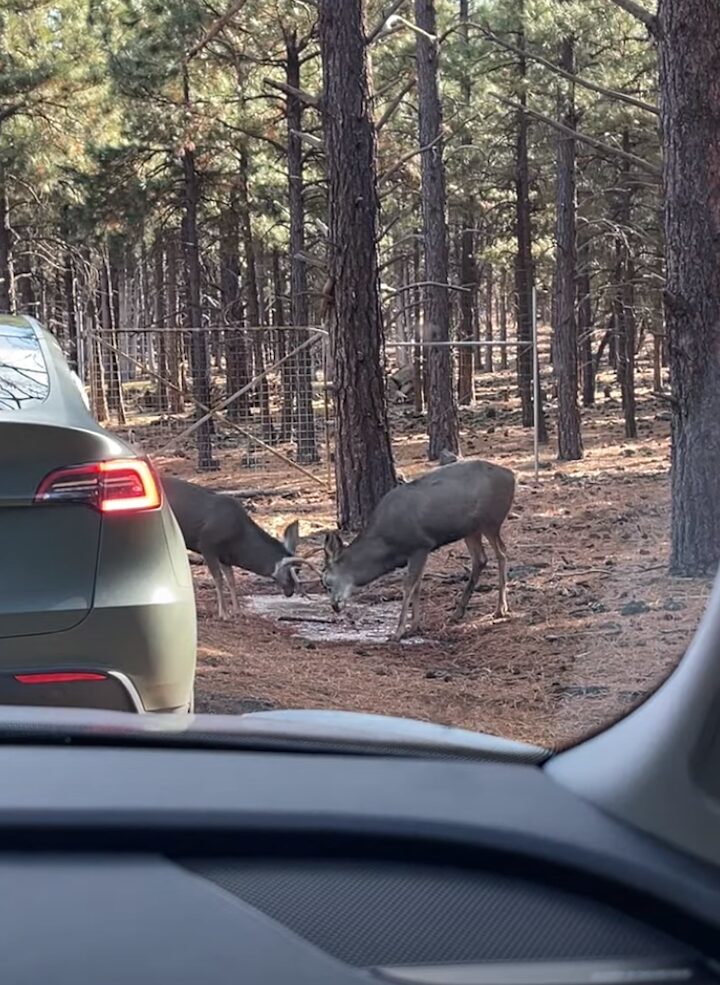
[614, 131, 637, 440]
[577, 197, 594, 406]
[412, 229, 424, 412]
[0, 174, 15, 313]
[238, 145, 274, 444]
[154, 234, 168, 411]
[554, 37, 582, 460]
[273, 251, 294, 443]
[181, 101, 214, 470]
[318, 0, 397, 529]
[514, 2, 547, 441]
[659, 0, 720, 574]
[99, 252, 126, 425]
[484, 264, 494, 373]
[456, 0, 475, 407]
[499, 269, 508, 371]
[87, 289, 108, 423]
[15, 247, 33, 314]
[219, 190, 250, 422]
[165, 231, 184, 414]
[415, 0, 458, 459]
[286, 33, 318, 463]
[63, 248, 79, 372]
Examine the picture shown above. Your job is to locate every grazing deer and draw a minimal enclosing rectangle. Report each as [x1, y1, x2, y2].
[163, 477, 312, 620]
[322, 459, 515, 641]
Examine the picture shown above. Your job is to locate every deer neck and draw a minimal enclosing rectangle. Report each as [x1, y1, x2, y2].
[342, 534, 406, 587]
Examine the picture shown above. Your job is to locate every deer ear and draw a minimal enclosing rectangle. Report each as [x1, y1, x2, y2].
[283, 520, 300, 554]
[324, 531, 344, 563]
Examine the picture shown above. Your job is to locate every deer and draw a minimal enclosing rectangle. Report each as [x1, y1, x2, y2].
[162, 476, 316, 620]
[321, 458, 515, 642]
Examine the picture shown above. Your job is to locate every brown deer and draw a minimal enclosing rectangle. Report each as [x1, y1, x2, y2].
[321, 459, 515, 641]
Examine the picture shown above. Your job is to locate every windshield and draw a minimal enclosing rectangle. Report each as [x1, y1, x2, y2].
[0, 325, 49, 411]
[0, 0, 713, 750]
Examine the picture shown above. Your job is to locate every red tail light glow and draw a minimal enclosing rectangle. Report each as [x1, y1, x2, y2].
[14, 672, 107, 685]
[34, 459, 161, 513]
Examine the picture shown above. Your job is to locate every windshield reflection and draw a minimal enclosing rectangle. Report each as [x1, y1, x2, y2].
[0, 332, 49, 410]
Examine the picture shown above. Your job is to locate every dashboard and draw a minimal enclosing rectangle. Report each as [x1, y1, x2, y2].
[0, 744, 719, 985]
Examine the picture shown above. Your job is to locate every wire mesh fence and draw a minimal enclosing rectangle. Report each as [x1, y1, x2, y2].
[86, 325, 332, 486]
[77, 321, 538, 491]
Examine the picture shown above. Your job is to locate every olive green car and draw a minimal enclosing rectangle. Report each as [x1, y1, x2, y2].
[0, 315, 196, 713]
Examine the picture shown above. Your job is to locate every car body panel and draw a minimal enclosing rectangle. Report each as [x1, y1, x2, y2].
[0, 314, 196, 713]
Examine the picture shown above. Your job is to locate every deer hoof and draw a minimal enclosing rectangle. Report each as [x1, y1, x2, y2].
[493, 607, 510, 621]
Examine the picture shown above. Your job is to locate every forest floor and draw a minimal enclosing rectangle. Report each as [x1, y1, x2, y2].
[131, 367, 712, 749]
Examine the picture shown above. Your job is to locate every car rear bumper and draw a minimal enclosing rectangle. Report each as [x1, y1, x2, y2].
[0, 600, 197, 713]
[0, 669, 145, 713]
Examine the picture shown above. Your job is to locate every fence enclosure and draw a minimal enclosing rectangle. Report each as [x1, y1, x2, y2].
[79, 323, 542, 490]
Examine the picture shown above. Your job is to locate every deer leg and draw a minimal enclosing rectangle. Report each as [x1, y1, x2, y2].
[392, 550, 428, 642]
[222, 564, 238, 616]
[408, 554, 428, 635]
[453, 533, 488, 621]
[204, 553, 229, 621]
[487, 531, 510, 619]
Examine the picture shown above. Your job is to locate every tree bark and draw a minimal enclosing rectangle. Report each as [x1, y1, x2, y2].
[62, 246, 79, 373]
[0, 173, 15, 313]
[318, 0, 397, 529]
[415, 0, 459, 459]
[513, 3, 547, 441]
[614, 130, 637, 439]
[219, 189, 250, 422]
[456, 0, 475, 407]
[577, 198, 594, 406]
[499, 268, 508, 370]
[659, 0, 720, 574]
[165, 231, 185, 414]
[181, 123, 214, 469]
[484, 264, 494, 373]
[99, 252, 126, 425]
[238, 145, 274, 444]
[286, 33, 318, 463]
[272, 250, 294, 443]
[554, 37, 583, 460]
[153, 234, 168, 412]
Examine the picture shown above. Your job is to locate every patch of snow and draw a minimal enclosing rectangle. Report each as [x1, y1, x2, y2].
[245, 593, 430, 645]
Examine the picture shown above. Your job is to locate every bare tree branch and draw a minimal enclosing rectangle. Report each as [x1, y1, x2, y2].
[493, 94, 661, 178]
[379, 131, 443, 186]
[470, 22, 658, 115]
[263, 77, 321, 108]
[366, 0, 409, 45]
[376, 78, 415, 132]
[185, 0, 248, 62]
[290, 128, 322, 148]
[605, 0, 658, 32]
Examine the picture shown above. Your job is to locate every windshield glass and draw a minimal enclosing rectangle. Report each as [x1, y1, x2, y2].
[0, 0, 713, 750]
[0, 325, 49, 411]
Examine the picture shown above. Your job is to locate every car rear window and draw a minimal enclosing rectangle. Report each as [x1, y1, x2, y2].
[0, 325, 49, 411]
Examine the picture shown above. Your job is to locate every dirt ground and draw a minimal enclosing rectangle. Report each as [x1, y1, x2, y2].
[133, 368, 711, 749]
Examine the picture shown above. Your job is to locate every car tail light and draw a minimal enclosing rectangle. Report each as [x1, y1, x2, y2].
[14, 672, 107, 684]
[34, 459, 161, 513]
